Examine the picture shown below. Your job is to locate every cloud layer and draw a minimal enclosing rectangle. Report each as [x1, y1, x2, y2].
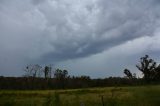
[0, 0, 160, 77]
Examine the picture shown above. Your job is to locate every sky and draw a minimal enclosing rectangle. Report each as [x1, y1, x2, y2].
[0, 0, 160, 78]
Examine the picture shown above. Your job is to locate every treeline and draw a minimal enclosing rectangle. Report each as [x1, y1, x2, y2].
[0, 55, 160, 90]
[0, 76, 144, 90]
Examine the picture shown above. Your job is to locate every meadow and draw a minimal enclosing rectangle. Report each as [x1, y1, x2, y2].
[0, 85, 160, 106]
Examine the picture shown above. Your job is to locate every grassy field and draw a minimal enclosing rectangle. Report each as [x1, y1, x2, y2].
[0, 85, 160, 106]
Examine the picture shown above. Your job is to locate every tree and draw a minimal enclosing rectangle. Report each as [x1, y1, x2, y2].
[124, 69, 133, 79]
[136, 55, 156, 81]
[154, 64, 160, 80]
[44, 66, 52, 79]
[54, 69, 68, 79]
[54, 69, 68, 88]
[24, 64, 42, 77]
[62, 70, 68, 78]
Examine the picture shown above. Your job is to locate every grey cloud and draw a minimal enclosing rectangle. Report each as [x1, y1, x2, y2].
[39, 0, 160, 63]
[0, 0, 160, 76]
[57, 34, 160, 78]
[31, 0, 44, 5]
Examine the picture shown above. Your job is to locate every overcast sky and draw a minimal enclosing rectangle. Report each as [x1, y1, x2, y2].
[0, 0, 160, 78]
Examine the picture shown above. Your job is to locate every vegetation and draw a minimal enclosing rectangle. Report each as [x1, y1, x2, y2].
[137, 55, 160, 81]
[123, 69, 133, 79]
[125, 55, 160, 82]
[0, 85, 160, 106]
[0, 55, 160, 90]
[0, 55, 160, 105]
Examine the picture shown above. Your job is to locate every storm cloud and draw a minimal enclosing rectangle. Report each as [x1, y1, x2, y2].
[0, 0, 160, 77]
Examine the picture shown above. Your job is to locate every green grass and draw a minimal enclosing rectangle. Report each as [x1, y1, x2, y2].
[0, 85, 160, 106]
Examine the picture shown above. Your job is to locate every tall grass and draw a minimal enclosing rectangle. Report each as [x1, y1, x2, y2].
[0, 85, 160, 106]
[44, 92, 60, 106]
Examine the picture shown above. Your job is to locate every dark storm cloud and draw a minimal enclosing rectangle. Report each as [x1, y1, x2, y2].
[0, 0, 160, 76]
[39, 0, 160, 62]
